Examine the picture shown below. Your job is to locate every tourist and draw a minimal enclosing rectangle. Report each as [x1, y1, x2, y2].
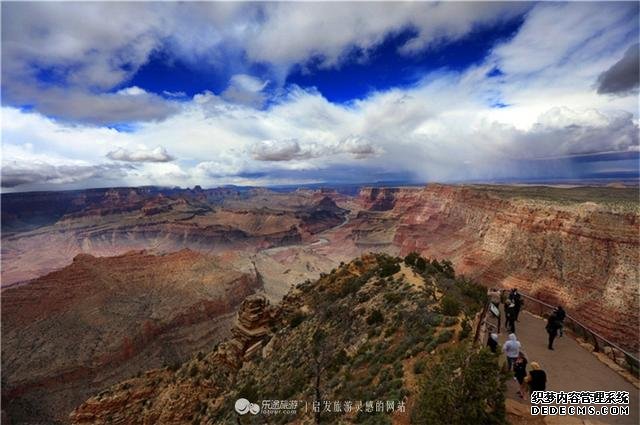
[512, 289, 523, 321]
[487, 333, 498, 353]
[513, 351, 528, 398]
[502, 333, 521, 371]
[489, 288, 501, 307]
[524, 362, 547, 397]
[505, 302, 516, 333]
[546, 313, 560, 350]
[554, 305, 566, 337]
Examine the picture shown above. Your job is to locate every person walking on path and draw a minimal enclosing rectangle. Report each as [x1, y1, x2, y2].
[513, 351, 528, 398]
[524, 361, 547, 399]
[505, 302, 517, 333]
[487, 333, 498, 353]
[546, 313, 560, 350]
[512, 289, 523, 321]
[554, 305, 566, 337]
[502, 333, 521, 371]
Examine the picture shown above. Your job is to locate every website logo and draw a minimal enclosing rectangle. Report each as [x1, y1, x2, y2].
[235, 398, 260, 415]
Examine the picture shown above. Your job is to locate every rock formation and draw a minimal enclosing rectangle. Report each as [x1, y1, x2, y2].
[69, 254, 489, 424]
[356, 184, 640, 353]
[70, 293, 278, 424]
[1, 250, 261, 424]
[1, 187, 348, 286]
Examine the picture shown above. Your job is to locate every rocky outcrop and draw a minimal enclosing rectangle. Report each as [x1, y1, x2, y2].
[70, 294, 277, 424]
[1, 250, 261, 424]
[358, 184, 640, 353]
[69, 254, 488, 424]
[296, 196, 348, 234]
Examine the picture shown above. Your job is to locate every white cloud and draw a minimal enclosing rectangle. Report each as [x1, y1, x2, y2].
[116, 86, 148, 96]
[221, 74, 269, 107]
[245, 2, 528, 70]
[1, 2, 528, 123]
[1, 2, 638, 190]
[106, 146, 175, 162]
[251, 139, 305, 161]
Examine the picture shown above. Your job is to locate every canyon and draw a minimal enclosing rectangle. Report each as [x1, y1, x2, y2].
[1, 249, 260, 424]
[1, 183, 638, 423]
[357, 184, 639, 353]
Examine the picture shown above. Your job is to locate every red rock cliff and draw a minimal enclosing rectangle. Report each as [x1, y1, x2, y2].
[360, 184, 639, 353]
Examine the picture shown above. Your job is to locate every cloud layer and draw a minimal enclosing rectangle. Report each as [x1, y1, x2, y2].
[597, 43, 640, 95]
[1, 2, 639, 191]
[107, 146, 175, 163]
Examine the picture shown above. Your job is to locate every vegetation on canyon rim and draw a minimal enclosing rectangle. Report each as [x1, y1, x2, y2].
[72, 252, 506, 424]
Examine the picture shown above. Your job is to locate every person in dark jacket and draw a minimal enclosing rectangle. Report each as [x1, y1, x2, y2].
[545, 313, 560, 350]
[524, 362, 547, 397]
[554, 305, 566, 336]
[505, 302, 516, 333]
[513, 351, 528, 398]
[487, 333, 498, 353]
[512, 289, 523, 321]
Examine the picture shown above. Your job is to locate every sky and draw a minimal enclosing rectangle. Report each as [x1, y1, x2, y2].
[1, 1, 639, 192]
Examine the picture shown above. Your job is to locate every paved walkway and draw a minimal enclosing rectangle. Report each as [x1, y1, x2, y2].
[495, 308, 638, 425]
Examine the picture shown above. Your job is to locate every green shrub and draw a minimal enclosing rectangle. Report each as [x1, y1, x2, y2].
[459, 318, 472, 340]
[404, 252, 420, 266]
[425, 340, 438, 353]
[413, 345, 507, 425]
[379, 263, 400, 277]
[189, 364, 198, 377]
[368, 328, 381, 338]
[377, 255, 401, 277]
[413, 359, 426, 374]
[415, 256, 427, 272]
[289, 312, 307, 328]
[383, 292, 402, 304]
[443, 316, 458, 326]
[436, 330, 454, 344]
[429, 314, 443, 326]
[440, 260, 455, 278]
[367, 309, 385, 326]
[440, 295, 461, 316]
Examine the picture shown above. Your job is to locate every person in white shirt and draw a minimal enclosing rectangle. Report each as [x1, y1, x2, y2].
[502, 333, 522, 371]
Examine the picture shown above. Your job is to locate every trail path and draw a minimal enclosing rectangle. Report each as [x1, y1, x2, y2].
[496, 308, 638, 425]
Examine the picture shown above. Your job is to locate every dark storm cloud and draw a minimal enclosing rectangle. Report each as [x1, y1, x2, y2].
[1, 162, 134, 188]
[3, 83, 178, 126]
[596, 43, 639, 95]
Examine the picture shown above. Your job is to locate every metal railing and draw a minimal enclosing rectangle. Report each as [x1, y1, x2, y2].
[518, 292, 639, 376]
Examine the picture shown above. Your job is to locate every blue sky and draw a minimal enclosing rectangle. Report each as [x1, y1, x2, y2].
[1, 2, 638, 191]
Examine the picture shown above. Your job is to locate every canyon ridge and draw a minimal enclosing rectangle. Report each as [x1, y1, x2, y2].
[1, 183, 638, 424]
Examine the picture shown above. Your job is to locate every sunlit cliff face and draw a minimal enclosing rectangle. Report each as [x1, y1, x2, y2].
[2, 2, 639, 192]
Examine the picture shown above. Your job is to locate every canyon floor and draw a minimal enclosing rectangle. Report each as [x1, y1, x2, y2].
[1, 183, 638, 424]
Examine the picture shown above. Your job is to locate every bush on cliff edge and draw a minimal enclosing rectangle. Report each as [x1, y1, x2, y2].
[413, 344, 507, 425]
